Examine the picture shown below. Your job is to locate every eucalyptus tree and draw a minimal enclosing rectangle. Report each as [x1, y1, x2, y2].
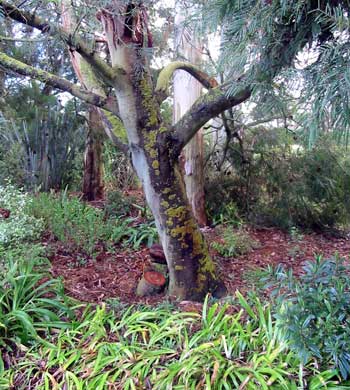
[1, 0, 346, 300]
[174, 4, 208, 227]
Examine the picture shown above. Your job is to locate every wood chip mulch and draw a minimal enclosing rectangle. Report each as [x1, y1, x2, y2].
[46, 227, 350, 305]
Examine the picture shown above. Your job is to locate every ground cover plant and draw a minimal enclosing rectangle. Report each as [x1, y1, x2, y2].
[26, 191, 158, 255]
[264, 256, 350, 380]
[1, 183, 350, 388]
[0, 184, 44, 248]
[4, 294, 350, 390]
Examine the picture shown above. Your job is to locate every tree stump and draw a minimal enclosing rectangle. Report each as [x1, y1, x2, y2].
[136, 271, 166, 297]
[149, 262, 168, 276]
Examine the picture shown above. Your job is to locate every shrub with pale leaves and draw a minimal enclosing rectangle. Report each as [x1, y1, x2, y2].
[0, 184, 44, 247]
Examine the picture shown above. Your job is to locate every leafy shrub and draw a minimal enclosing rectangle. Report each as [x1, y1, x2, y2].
[27, 191, 115, 255]
[206, 134, 350, 230]
[5, 293, 347, 389]
[264, 255, 350, 379]
[211, 227, 258, 257]
[104, 189, 137, 218]
[27, 192, 158, 253]
[0, 184, 44, 248]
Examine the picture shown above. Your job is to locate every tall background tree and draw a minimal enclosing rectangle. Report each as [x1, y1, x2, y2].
[174, 3, 208, 227]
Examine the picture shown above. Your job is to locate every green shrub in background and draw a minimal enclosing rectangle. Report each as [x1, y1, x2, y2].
[0, 86, 85, 191]
[104, 189, 137, 218]
[263, 255, 350, 380]
[26, 191, 114, 255]
[0, 184, 44, 248]
[206, 135, 350, 230]
[103, 143, 138, 190]
[211, 226, 258, 257]
[27, 191, 158, 254]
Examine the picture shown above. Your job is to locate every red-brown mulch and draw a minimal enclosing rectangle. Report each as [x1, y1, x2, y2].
[46, 226, 350, 305]
[218, 227, 350, 293]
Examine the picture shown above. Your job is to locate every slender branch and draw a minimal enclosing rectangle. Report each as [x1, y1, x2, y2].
[155, 61, 218, 100]
[0, 0, 123, 85]
[99, 110, 128, 155]
[171, 83, 252, 156]
[0, 51, 118, 114]
[0, 35, 52, 42]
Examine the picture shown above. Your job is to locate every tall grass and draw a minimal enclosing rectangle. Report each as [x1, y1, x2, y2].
[0, 247, 74, 348]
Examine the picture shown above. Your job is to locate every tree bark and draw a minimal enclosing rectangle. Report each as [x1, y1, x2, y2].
[82, 107, 104, 200]
[174, 9, 207, 226]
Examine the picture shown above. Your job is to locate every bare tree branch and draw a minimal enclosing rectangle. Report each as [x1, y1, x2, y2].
[171, 83, 251, 156]
[155, 61, 218, 101]
[0, 51, 118, 114]
[0, 0, 123, 86]
[99, 110, 128, 155]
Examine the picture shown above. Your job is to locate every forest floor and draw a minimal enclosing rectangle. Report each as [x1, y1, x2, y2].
[47, 223, 350, 306]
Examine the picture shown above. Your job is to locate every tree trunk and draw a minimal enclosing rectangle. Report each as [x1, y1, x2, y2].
[174, 9, 208, 227]
[95, 4, 221, 301]
[131, 143, 218, 300]
[61, 1, 105, 201]
[82, 106, 104, 201]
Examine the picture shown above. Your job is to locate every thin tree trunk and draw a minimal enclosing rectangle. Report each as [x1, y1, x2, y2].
[82, 106, 104, 200]
[174, 9, 208, 227]
[62, 1, 105, 200]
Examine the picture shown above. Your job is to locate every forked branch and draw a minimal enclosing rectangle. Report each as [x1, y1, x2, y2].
[171, 83, 252, 156]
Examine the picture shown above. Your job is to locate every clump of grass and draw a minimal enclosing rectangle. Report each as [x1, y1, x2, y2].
[212, 226, 259, 258]
[0, 246, 74, 348]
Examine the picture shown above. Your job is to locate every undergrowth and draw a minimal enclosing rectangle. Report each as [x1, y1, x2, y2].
[4, 294, 349, 390]
[2, 185, 350, 389]
[0, 184, 44, 248]
[264, 255, 350, 380]
[211, 226, 258, 258]
[26, 191, 158, 255]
